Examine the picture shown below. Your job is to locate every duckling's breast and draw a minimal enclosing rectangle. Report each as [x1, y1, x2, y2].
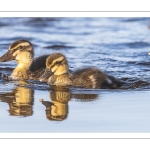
[11, 68, 29, 80]
[48, 74, 72, 86]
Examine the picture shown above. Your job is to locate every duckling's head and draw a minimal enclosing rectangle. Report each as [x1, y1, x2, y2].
[40, 53, 69, 81]
[0, 40, 34, 63]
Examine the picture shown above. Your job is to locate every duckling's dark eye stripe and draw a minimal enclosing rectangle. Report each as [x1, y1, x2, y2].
[11, 48, 18, 53]
[55, 61, 60, 64]
[50, 60, 62, 68]
[10, 46, 21, 52]
[16, 45, 24, 50]
[17, 46, 23, 50]
[11, 45, 31, 52]
[51, 64, 55, 68]
[55, 60, 63, 65]
[19, 46, 23, 49]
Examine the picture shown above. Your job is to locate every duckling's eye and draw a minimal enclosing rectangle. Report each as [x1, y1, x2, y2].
[19, 46, 23, 49]
[55, 61, 60, 65]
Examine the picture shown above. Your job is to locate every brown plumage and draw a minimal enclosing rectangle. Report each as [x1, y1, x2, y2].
[40, 53, 124, 89]
[29, 54, 49, 80]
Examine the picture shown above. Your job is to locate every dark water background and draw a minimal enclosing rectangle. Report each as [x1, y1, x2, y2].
[0, 17, 150, 133]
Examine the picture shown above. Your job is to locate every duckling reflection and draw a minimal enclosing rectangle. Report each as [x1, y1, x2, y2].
[40, 89, 71, 121]
[72, 93, 98, 102]
[0, 87, 34, 116]
[0, 72, 11, 81]
[40, 89, 99, 121]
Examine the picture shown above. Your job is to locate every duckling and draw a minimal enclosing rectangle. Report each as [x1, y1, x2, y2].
[0, 40, 49, 80]
[39, 53, 124, 89]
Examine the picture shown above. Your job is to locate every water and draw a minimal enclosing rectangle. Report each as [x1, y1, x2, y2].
[0, 17, 150, 133]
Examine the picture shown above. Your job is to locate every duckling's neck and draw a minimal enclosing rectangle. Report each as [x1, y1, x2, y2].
[11, 52, 33, 80]
[48, 74, 72, 87]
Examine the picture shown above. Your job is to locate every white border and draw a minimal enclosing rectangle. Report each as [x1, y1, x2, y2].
[0, 12, 150, 17]
[0, 133, 150, 138]
[0, 0, 150, 11]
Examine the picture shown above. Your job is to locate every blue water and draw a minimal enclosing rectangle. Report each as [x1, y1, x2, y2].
[0, 17, 150, 133]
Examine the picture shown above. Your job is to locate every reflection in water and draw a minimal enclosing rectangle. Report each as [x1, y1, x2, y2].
[40, 89, 71, 121]
[0, 72, 11, 81]
[0, 86, 34, 116]
[40, 89, 99, 121]
[73, 94, 98, 102]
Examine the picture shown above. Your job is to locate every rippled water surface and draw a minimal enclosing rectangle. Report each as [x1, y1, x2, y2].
[0, 17, 150, 133]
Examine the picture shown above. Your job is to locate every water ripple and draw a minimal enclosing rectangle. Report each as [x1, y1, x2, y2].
[0, 17, 150, 90]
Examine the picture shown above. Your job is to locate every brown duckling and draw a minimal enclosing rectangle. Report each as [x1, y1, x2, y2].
[39, 53, 123, 89]
[0, 40, 49, 80]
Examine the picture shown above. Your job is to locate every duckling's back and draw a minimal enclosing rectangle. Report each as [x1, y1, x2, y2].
[71, 68, 123, 89]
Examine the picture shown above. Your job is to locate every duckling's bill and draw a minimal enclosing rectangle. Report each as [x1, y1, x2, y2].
[39, 69, 53, 82]
[148, 52, 150, 55]
[0, 50, 14, 62]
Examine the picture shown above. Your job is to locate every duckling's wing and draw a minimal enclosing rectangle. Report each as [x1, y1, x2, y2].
[71, 68, 102, 88]
[29, 55, 49, 72]
[71, 68, 124, 89]
[71, 68, 91, 78]
[29, 55, 49, 80]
